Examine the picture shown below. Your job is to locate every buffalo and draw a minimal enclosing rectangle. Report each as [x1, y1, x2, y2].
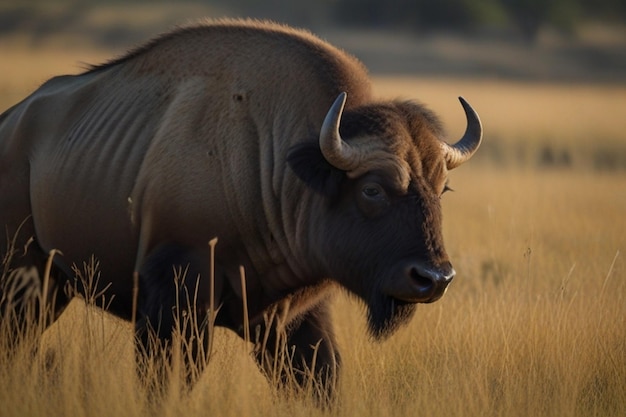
[0, 19, 482, 402]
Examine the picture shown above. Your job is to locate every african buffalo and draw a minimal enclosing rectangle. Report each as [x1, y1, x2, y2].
[0, 19, 482, 401]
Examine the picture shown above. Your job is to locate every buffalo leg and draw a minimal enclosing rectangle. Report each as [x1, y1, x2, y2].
[1, 233, 70, 352]
[134, 244, 215, 390]
[254, 300, 340, 405]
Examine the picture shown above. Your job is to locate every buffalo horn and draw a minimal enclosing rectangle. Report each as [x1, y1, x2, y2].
[442, 97, 483, 170]
[319, 92, 361, 171]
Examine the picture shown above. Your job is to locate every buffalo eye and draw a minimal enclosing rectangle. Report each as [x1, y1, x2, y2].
[362, 184, 383, 198]
[358, 182, 389, 217]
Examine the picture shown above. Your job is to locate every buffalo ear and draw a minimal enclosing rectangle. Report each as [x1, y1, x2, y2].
[287, 142, 344, 198]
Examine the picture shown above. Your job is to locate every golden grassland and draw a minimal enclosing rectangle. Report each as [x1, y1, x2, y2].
[1, 169, 623, 417]
[1, 42, 625, 417]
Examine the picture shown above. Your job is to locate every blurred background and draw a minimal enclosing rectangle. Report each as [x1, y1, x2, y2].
[1, 0, 625, 80]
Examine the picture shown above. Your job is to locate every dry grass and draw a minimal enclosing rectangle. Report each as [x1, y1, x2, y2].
[374, 77, 626, 170]
[374, 77, 626, 144]
[1, 169, 623, 417]
[336, 168, 626, 417]
[1, 38, 625, 416]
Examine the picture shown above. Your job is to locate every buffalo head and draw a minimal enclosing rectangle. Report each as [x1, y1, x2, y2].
[288, 92, 482, 339]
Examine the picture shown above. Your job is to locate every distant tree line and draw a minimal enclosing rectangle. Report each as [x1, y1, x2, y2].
[333, 0, 626, 40]
[226, 0, 626, 42]
[3, 0, 624, 45]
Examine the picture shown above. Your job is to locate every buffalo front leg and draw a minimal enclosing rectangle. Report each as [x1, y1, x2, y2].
[134, 244, 217, 392]
[254, 300, 340, 406]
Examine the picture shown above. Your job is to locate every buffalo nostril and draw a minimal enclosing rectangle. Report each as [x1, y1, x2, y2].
[407, 263, 455, 289]
[408, 267, 436, 292]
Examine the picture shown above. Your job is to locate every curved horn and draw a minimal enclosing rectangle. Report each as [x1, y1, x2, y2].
[441, 97, 483, 170]
[319, 92, 361, 171]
